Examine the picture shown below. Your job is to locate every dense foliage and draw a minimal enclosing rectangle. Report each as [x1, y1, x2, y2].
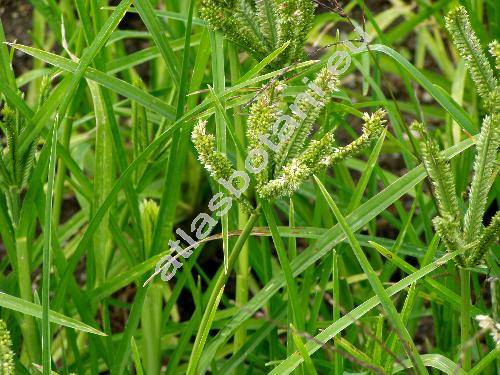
[0, 0, 498, 374]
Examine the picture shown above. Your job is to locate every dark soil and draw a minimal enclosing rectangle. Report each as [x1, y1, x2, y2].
[0, 0, 33, 75]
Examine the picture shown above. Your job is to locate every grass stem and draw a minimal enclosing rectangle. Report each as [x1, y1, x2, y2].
[187, 207, 261, 375]
[460, 267, 472, 371]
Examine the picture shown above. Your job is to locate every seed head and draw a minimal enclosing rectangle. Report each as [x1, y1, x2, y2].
[445, 6, 497, 99]
[0, 320, 14, 375]
[192, 120, 236, 182]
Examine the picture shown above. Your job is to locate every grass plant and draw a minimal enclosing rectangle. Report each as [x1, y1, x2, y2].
[0, 0, 498, 374]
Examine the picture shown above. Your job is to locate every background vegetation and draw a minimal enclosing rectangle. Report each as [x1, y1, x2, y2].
[0, 0, 498, 374]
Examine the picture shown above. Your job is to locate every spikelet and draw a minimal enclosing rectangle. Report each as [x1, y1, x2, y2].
[258, 158, 311, 199]
[256, 0, 279, 48]
[321, 109, 386, 167]
[490, 40, 500, 70]
[276, 0, 315, 63]
[433, 215, 466, 266]
[467, 211, 500, 266]
[463, 114, 500, 242]
[192, 120, 253, 211]
[414, 122, 461, 220]
[0, 320, 14, 375]
[246, 82, 283, 189]
[192, 120, 236, 183]
[445, 6, 497, 99]
[274, 68, 339, 171]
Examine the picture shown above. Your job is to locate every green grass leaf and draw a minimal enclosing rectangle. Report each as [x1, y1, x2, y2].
[313, 175, 428, 374]
[0, 292, 106, 336]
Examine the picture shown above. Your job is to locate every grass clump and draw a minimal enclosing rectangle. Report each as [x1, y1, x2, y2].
[0, 1, 499, 374]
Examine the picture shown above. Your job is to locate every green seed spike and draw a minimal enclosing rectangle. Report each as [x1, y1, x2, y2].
[489, 40, 500, 71]
[0, 320, 14, 375]
[200, 0, 270, 60]
[463, 113, 500, 243]
[258, 131, 335, 199]
[277, 0, 315, 63]
[321, 109, 387, 168]
[246, 81, 283, 189]
[445, 6, 497, 100]
[256, 0, 279, 48]
[273, 68, 338, 171]
[258, 157, 311, 199]
[467, 211, 500, 266]
[236, 0, 272, 52]
[258, 110, 386, 200]
[484, 87, 500, 113]
[192, 120, 253, 211]
[433, 215, 467, 266]
[199, 0, 315, 68]
[413, 122, 461, 220]
[192, 120, 236, 183]
[301, 130, 336, 173]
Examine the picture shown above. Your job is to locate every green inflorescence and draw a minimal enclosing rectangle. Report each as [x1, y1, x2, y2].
[0, 320, 14, 375]
[445, 6, 497, 100]
[417, 7, 499, 267]
[193, 67, 386, 202]
[199, 0, 315, 68]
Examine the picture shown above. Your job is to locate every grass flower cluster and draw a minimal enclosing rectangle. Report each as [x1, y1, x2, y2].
[0, 320, 14, 375]
[417, 6, 499, 268]
[200, 0, 315, 67]
[193, 67, 386, 203]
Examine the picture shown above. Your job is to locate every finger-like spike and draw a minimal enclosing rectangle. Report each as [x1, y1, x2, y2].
[433, 215, 466, 266]
[489, 40, 500, 70]
[321, 109, 386, 167]
[200, 0, 315, 68]
[414, 121, 461, 220]
[192, 120, 253, 211]
[463, 114, 500, 242]
[192, 120, 236, 183]
[445, 6, 497, 99]
[259, 158, 310, 199]
[0, 319, 14, 375]
[246, 82, 283, 189]
[467, 211, 500, 266]
[274, 68, 338, 171]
